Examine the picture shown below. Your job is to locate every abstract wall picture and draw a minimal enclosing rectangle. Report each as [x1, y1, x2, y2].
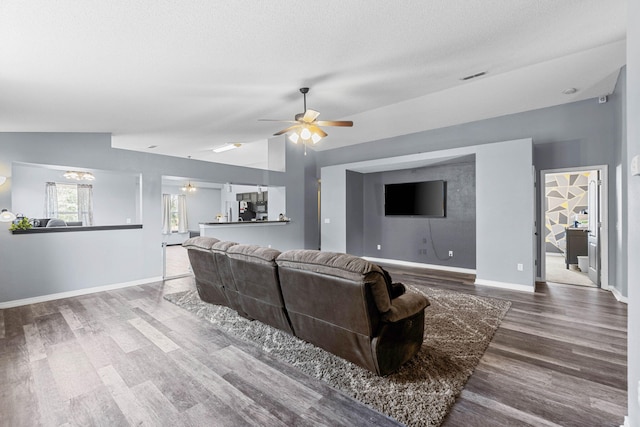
[544, 171, 592, 253]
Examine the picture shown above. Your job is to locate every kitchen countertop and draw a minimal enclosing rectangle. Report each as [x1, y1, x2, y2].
[200, 220, 289, 225]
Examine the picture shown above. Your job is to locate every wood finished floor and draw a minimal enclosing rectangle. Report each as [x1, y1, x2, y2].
[0, 266, 627, 427]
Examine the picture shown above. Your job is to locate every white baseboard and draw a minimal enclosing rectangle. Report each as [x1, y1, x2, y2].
[0, 277, 163, 309]
[610, 286, 629, 304]
[621, 415, 629, 427]
[363, 257, 536, 293]
[474, 278, 535, 293]
[363, 257, 476, 275]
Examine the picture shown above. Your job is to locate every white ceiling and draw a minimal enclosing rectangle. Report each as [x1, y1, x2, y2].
[0, 1, 627, 169]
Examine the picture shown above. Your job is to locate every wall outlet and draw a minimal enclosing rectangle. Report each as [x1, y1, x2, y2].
[324, 218, 330, 224]
[448, 250, 453, 257]
[517, 263, 524, 271]
[377, 244, 381, 250]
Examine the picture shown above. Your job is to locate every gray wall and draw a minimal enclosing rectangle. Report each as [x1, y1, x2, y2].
[161, 184, 222, 230]
[615, 69, 627, 299]
[475, 139, 535, 287]
[303, 150, 320, 249]
[360, 160, 476, 268]
[317, 91, 623, 296]
[0, 133, 314, 304]
[627, 2, 639, 421]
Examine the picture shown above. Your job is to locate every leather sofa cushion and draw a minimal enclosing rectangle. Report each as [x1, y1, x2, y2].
[276, 250, 392, 313]
[227, 244, 281, 265]
[183, 236, 220, 251]
[211, 240, 238, 252]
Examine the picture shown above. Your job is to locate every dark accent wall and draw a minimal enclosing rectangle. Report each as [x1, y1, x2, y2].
[345, 170, 364, 255]
[357, 160, 476, 268]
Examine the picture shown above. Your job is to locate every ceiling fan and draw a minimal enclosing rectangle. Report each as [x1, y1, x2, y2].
[260, 87, 353, 149]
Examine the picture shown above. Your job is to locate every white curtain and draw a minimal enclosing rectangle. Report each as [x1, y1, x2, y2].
[77, 184, 94, 226]
[162, 194, 171, 234]
[44, 182, 58, 218]
[177, 194, 188, 233]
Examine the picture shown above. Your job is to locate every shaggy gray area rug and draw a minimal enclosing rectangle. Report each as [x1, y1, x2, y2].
[164, 286, 511, 427]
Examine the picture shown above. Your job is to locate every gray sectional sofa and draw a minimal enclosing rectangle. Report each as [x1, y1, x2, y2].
[183, 236, 430, 376]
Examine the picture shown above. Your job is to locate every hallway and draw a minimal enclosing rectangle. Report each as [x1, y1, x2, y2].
[545, 253, 595, 287]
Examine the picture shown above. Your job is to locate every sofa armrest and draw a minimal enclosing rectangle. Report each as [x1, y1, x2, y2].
[381, 292, 430, 323]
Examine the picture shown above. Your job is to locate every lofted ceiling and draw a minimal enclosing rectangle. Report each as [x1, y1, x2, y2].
[0, 1, 627, 169]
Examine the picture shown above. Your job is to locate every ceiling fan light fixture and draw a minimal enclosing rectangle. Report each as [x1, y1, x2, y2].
[262, 87, 353, 150]
[300, 127, 312, 140]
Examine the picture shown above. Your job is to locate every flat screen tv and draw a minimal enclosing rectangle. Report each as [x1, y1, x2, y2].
[384, 180, 446, 217]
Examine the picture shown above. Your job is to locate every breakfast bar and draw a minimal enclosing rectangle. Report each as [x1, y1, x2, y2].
[199, 220, 291, 247]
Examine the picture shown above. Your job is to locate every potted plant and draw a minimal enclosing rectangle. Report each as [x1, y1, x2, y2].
[9, 216, 32, 231]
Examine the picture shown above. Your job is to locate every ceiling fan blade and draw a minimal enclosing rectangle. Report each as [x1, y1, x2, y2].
[302, 109, 321, 123]
[258, 119, 298, 123]
[273, 124, 300, 136]
[315, 120, 353, 127]
[309, 125, 328, 137]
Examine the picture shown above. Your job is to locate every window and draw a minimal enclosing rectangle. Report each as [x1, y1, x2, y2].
[162, 193, 187, 234]
[44, 182, 94, 225]
[169, 194, 180, 232]
[56, 183, 79, 222]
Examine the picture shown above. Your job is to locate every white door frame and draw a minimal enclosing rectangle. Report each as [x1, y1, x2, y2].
[539, 165, 609, 289]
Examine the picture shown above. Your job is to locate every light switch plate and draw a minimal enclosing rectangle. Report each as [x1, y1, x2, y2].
[631, 155, 640, 176]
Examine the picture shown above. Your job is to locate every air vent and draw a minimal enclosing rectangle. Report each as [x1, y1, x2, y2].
[460, 71, 487, 81]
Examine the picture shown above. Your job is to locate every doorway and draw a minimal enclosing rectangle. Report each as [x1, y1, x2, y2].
[540, 166, 608, 288]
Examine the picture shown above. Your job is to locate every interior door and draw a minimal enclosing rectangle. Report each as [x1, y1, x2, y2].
[587, 171, 600, 285]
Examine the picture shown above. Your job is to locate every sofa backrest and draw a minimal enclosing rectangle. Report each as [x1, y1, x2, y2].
[210, 240, 238, 288]
[276, 249, 391, 337]
[226, 244, 282, 296]
[226, 244, 292, 333]
[183, 236, 225, 304]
